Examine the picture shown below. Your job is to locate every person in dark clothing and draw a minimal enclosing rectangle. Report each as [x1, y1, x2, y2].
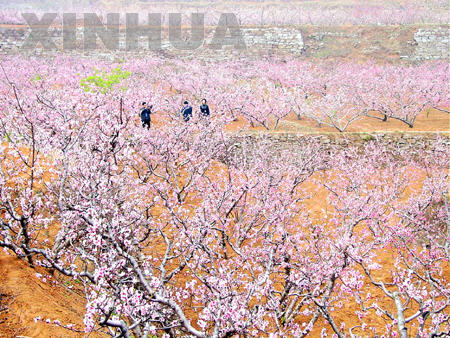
[199, 99, 210, 117]
[181, 101, 193, 122]
[140, 102, 152, 129]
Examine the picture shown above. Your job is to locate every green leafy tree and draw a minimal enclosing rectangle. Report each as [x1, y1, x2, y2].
[80, 66, 130, 94]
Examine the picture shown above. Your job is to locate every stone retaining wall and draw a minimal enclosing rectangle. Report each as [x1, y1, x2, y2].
[227, 132, 449, 163]
[413, 27, 449, 60]
[0, 24, 448, 61]
[0, 25, 305, 59]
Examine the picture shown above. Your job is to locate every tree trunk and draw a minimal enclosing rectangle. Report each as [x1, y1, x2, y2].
[393, 292, 408, 338]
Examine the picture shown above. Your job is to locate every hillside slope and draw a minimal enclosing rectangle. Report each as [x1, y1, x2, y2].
[0, 252, 95, 338]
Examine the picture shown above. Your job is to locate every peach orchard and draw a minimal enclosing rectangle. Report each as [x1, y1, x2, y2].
[0, 56, 448, 337]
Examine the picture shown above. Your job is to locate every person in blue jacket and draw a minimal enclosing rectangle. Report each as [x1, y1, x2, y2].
[181, 101, 193, 121]
[140, 102, 152, 129]
[199, 99, 210, 117]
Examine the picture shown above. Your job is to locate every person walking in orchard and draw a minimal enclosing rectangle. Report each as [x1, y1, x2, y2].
[140, 102, 152, 129]
[181, 101, 193, 122]
[199, 99, 210, 117]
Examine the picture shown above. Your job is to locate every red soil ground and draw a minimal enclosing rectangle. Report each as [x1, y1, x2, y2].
[0, 253, 88, 338]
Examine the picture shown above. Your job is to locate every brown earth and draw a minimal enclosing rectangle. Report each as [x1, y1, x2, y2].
[0, 252, 88, 338]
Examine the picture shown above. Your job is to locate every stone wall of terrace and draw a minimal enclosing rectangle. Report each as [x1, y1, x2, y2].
[0, 24, 448, 62]
[413, 26, 449, 60]
[0, 25, 305, 59]
[226, 132, 450, 164]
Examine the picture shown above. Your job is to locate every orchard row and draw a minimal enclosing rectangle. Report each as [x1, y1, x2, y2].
[1, 56, 448, 133]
